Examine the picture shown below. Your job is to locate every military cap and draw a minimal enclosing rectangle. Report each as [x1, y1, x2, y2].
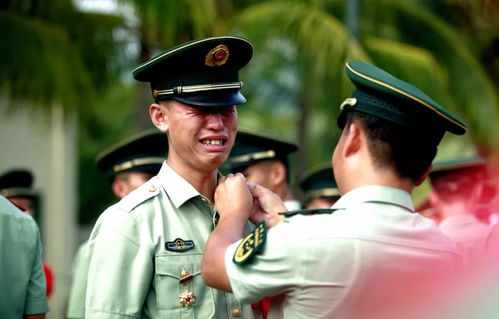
[223, 128, 298, 172]
[338, 60, 467, 135]
[133, 36, 253, 107]
[429, 157, 495, 202]
[0, 169, 36, 199]
[96, 129, 167, 178]
[299, 163, 340, 201]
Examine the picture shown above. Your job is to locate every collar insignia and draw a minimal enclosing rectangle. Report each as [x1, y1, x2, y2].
[279, 208, 337, 217]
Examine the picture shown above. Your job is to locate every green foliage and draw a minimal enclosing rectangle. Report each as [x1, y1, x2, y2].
[78, 83, 147, 225]
[0, 2, 127, 115]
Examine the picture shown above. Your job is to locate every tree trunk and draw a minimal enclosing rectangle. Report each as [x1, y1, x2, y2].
[135, 40, 153, 131]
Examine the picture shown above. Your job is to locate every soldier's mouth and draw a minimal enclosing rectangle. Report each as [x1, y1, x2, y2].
[200, 139, 226, 146]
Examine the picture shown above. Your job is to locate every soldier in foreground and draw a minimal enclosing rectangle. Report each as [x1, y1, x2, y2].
[202, 60, 466, 319]
[85, 36, 254, 318]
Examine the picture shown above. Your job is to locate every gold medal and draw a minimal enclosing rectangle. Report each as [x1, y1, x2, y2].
[179, 284, 196, 307]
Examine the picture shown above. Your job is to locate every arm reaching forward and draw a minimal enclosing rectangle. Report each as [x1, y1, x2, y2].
[202, 174, 287, 291]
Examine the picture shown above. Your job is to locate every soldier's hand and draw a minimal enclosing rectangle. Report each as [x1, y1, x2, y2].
[215, 173, 253, 220]
[247, 183, 285, 228]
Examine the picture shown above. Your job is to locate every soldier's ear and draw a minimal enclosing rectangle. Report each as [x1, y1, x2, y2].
[150, 103, 169, 132]
[269, 161, 286, 186]
[112, 179, 128, 199]
[342, 121, 361, 159]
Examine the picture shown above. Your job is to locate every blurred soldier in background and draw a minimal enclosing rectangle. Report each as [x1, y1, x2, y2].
[0, 195, 49, 318]
[66, 129, 166, 318]
[0, 169, 38, 216]
[202, 60, 467, 319]
[299, 163, 341, 209]
[0, 169, 54, 298]
[224, 127, 301, 210]
[428, 157, 495, 270]
[85, 36, 254, 318]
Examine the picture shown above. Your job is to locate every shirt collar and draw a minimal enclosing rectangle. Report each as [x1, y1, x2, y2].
[332, 185, 414, 212]
[156, 162, 201, 208]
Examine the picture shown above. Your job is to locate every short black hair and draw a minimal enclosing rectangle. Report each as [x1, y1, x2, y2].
[343, 110, 444, 182]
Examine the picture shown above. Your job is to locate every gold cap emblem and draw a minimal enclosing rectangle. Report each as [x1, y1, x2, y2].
[205, 45, 229, 67]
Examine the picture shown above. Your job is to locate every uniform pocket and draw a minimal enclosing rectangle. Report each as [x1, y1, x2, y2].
[155, 253, 216, 318]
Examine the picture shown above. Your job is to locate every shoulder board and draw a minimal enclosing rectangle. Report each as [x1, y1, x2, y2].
[116, 178, 160, 212]
[233, 221, 267, 265]
[279, 208, 337, 217]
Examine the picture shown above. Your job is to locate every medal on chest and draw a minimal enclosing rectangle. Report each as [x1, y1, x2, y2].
[179, 269, 196, 307]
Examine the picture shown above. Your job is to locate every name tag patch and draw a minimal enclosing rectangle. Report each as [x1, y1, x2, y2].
[233, 221, 267, 265]
[165, 238, 195, 252]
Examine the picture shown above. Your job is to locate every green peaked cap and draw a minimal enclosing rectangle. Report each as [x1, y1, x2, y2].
[429, 156, 487, 181]
[338, 60, 467, 135]
[299, 163, 340, 200]
[223, 128, 298, 172]
[133, 36, 253, 107]
[0, 169, 36, 198]
[95, 129, 168, 178]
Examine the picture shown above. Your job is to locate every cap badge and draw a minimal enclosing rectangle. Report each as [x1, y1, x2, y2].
[205, 44, 229, 67]
[340, 97, 357, 111]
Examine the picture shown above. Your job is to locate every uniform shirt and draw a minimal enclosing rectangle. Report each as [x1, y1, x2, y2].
[225, 186, 462, 319]
[439, 214, 491, 270]
[67, 241, 89, 318]
[86, 162, 253, 319]
[0, 195, 49, 318]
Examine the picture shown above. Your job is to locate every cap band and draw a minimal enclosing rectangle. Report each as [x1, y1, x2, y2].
[113, 157, 165, 173]
[229, 150, 276, 164]
[0, 188, 35, 198]
[153, 82, 243, 98]
[306, 188, 341, 199]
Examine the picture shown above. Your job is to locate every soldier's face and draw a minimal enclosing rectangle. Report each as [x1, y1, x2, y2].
[239, 161, 274, 191]
[163, 100, 238, 173]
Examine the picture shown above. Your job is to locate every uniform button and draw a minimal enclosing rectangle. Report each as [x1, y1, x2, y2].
[180, 270, 189, 278]
[201, 197, 209, 203]
[149, 184, 157, 192]
[231, 308, 241, 317]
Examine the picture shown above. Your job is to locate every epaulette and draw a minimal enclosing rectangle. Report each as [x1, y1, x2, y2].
[116, 178, 160, 212]
[279, 208, 337, 218]
[233, 221, 267, 265]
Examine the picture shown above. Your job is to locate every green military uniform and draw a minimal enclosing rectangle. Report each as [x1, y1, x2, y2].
[87, 163, 253, 318]
[86, 36, 254, 318]
[0, 195, 49, 318]
[67, 129, 167, 319]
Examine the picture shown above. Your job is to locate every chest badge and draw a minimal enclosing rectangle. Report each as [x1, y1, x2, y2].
[165, 238, 195, 252]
